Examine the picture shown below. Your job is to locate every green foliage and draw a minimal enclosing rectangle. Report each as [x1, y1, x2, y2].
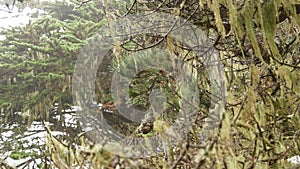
[9, 151, 35, 160]
[110, 50, 180, 113]
[0, 0, 105, 121]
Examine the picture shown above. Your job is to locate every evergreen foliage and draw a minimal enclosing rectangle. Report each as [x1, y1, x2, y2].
[0, 0, 105, 122]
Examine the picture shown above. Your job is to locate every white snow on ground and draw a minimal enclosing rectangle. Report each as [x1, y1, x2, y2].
[0, 104, 102, 168]
[288, 155, 300, 164]
[0, 116, 67, 167]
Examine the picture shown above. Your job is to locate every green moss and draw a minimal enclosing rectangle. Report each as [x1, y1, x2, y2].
[9, 151, 34, 160]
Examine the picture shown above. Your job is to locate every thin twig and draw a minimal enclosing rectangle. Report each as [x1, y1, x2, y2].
[74, 0, 93, 9]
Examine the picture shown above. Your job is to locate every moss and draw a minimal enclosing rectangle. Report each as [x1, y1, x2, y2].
[9, 151, 35, 160]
